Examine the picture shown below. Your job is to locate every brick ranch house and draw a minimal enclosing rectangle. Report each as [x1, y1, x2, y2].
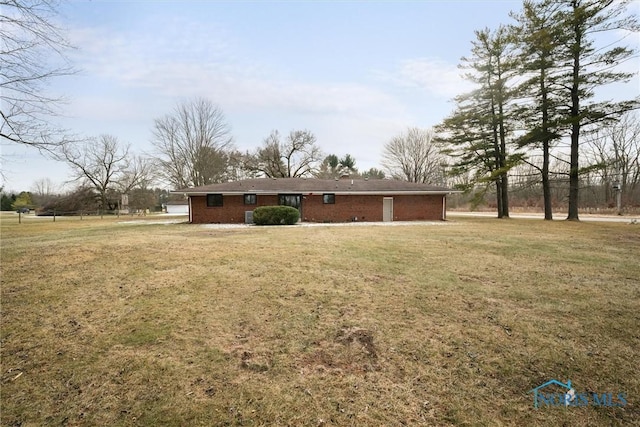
[175, 177, 456, 224]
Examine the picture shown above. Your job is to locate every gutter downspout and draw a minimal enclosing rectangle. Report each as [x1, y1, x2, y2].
[442, 195, 446, 221]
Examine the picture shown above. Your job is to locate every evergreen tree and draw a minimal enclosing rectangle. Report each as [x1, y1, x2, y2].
[511, 0, 567, 220]
[437, 26, 520, 217]
[338, 154, 357, 174]
[1, 192, 17, 211]
[556, 0, 639, 220]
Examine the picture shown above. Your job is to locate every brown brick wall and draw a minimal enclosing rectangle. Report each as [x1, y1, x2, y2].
[393, 195, 444, 221]
[190, 194, 279, 223]
[302, 194, 383, 222]
[190, 193, 445, 223]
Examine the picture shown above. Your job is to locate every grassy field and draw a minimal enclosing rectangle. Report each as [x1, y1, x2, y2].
[1, 213, 639, 426]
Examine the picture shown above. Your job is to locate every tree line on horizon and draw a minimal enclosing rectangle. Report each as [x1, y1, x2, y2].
[1, 0, 638, 218]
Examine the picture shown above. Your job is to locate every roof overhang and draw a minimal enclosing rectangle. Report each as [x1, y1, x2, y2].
[181, 190, 460, 196]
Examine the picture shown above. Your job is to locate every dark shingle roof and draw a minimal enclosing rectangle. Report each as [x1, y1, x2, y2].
[175, 178, 454, 195]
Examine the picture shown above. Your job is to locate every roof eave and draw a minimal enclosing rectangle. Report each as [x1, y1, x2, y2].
[178, 190, 460, 196]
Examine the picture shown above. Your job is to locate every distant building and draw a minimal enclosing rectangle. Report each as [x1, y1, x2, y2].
[164, 200, 189, 215]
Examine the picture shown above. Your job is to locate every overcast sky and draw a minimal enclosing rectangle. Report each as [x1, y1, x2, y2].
[2, 0, 639, 192]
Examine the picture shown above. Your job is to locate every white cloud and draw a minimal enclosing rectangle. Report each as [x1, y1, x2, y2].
[66, 23, 407, 121]
[22, 16, 456, 190]
[375, 57, 474, 99]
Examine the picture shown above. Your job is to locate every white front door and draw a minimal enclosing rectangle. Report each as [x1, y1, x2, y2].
[383, 197, 393, 222]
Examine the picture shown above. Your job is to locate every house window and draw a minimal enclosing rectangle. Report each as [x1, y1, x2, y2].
[278, 194, 301, 210]
[206, 194, 223, 207]
[323, 193, 335, 204]
[244, 194, 257, 205]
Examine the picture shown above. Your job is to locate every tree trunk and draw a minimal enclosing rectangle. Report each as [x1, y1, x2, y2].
[498, 116, 509, 217]
[542, 139, 553, 220]
[567, 15, 581, 221]
[540, 68, 553, 221]
[490, 94, 505, 219]
[568, 124, 580, 219]
[496, 179, 504, 218]
[500, 174, 509, 218]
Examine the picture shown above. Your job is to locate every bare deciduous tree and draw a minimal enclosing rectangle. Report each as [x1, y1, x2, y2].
[382, 127, 446, 184]
[31, 177, 57, 197]
[224, 150, 260, 181]
[30, 177, 58, 206]
[40, 186, 97, 214]
[1, 0, 75, 150]
[247, 129, 323, 178]
[584, 113, 640, 209]
[127, 188, 157, 213]
[118, 155, 156, 193]
[607, 115, 640, 203]
[61, 135, 131, 211]
[152, 98, 234, 189]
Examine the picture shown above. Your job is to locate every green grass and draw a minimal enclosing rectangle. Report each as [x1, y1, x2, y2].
[1, 213, 639, 426]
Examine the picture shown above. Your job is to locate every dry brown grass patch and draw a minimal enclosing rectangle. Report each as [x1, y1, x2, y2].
[1, 215, 639, 425]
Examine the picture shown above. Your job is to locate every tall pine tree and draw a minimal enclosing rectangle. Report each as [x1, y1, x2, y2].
[511, 0, 567, 220]
[556, 0, 639, 220]
[437, 26, 520, 217]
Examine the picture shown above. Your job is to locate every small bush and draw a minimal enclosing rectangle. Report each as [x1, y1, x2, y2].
[253, 206, 299, 225]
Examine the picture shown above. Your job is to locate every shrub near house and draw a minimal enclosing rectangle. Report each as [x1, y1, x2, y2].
[253, 206, 299, 225]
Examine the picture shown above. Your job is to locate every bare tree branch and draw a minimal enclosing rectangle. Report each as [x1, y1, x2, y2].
[247, 129, 323, 178]
[382, 127, 446, 184]
[0, 0, 76, 151]
[60, 135, 130, 211]
[151, 98, 234, 188]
